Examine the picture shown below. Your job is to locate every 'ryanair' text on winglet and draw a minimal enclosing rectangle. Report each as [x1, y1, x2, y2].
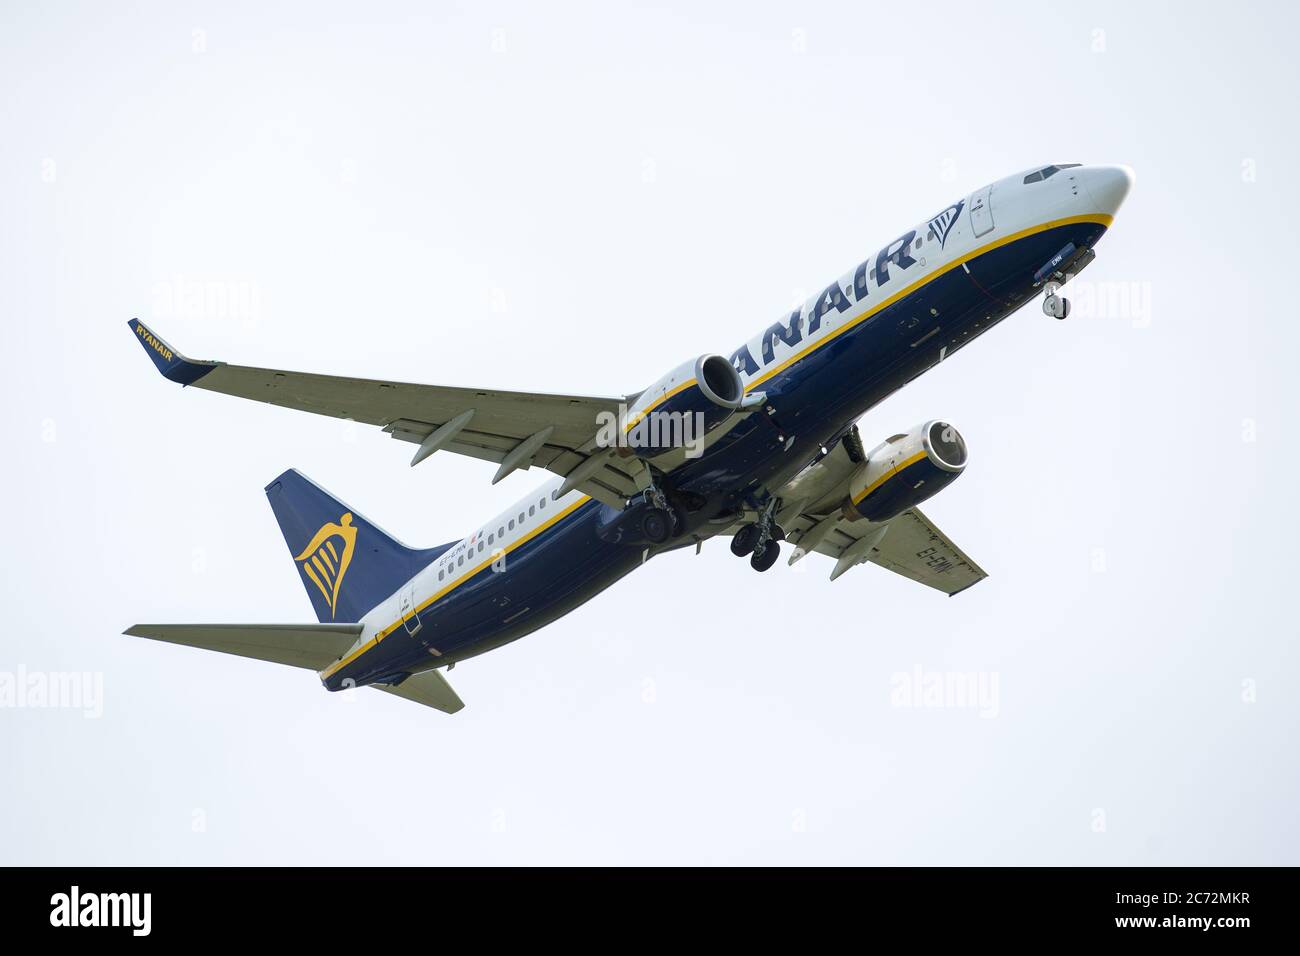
[127, 319, 220, 386]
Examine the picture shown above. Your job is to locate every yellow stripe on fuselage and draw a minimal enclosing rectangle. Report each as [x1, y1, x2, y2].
[318, 494, 593, 681]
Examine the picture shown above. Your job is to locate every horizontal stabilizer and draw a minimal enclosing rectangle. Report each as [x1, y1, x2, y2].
[123, 623, 363, 671]
[373, 669, 465, 714]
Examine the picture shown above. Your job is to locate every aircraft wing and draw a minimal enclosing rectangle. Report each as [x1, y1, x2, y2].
[718, 502, 986, 594]
[781, 507, 987, 594]
[128, 319, 650, 507]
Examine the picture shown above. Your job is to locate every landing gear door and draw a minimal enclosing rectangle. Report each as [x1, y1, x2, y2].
[969, 185, 994, 237]
[400, 584, 421, 635]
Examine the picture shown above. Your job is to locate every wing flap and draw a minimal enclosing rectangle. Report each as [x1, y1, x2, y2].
[122, 623, 364, 670]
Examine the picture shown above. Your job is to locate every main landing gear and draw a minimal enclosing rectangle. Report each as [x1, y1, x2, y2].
[640, 508, 671, 544]
[1042, 281, 1071, 320]
[729, 499, 785, 572]
[638, 483, 679, 545]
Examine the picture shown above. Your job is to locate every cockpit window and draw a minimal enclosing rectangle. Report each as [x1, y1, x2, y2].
[1023, 163, 1081, 184]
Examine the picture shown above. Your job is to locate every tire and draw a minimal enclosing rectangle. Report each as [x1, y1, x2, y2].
[730, 523, 760, 557]
[750, 541, 780, 572]
[1044, 293, 1069, 319]
[641, 508, 671, 544]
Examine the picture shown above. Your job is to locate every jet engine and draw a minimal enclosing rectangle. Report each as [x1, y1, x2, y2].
[619, 354, 748, 459]
[843, 420, 968, 522]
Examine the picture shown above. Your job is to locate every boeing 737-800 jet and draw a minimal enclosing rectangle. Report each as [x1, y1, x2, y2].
[126, 163, 1132, 713]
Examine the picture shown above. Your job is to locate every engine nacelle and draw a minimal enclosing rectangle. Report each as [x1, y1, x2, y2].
[618, 354, 746, 460]
[844, 420, 968, 522]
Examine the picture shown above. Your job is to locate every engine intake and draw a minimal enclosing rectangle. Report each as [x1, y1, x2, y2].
[695, 354, 745, 409]
[844, 420, 968, 522]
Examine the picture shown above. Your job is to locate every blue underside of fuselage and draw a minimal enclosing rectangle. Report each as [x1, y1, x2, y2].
[326, 219, 1107, 690]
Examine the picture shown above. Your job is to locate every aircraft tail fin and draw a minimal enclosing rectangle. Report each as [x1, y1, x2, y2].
[264, 469, 447, 624]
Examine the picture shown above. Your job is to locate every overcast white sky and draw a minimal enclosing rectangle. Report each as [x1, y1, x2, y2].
[2, 1, 1297, 865]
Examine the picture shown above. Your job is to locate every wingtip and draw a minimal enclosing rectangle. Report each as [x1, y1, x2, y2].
[128, 318, 219, 386]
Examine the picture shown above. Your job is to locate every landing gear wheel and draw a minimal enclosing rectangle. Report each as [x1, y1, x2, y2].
[750, 541, 780, 572]
[1043, 293, 1070, 319]
[1042, 282, 1070, 320]
[640, 508, 672, 545]
[730, 523, 760, 557]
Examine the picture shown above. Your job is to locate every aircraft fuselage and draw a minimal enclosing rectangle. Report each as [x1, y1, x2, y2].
[319, 164, 1132, 691]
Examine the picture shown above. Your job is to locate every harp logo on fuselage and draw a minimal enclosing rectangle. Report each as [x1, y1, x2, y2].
[927, 200, 964, 249]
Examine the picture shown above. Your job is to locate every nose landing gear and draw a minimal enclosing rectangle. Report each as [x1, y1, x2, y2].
[1035, 243, 1094, 321]
[1042, 281, 1071, 320]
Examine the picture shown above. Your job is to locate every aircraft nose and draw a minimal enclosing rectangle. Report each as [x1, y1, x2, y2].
[1082, 164, 1134, 218]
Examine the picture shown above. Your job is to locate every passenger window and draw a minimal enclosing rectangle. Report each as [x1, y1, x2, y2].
[477, 541, 484, 553]
[518, 512, 525, 524]
[457, 555, 463, 566]
[508, 519, 515, 530]
[529, 505, 535, 517]
[488, 533, 494, 545]
[498, 526, 505, 537]
[539, 497, 546, 510]
[438, 570, 444, 581]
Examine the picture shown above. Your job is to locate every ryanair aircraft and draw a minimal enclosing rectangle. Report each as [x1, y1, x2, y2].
[126, 163, 1132, 713]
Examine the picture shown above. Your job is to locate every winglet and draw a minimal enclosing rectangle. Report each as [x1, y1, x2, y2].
[127, 318, 220, 385]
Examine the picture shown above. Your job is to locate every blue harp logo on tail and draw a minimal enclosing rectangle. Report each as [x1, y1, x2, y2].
[294, 513, 358, 619]
[927, 200, 965, 249]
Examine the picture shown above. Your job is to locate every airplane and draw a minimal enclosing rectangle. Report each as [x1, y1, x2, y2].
[125, 163, 1133, 714]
